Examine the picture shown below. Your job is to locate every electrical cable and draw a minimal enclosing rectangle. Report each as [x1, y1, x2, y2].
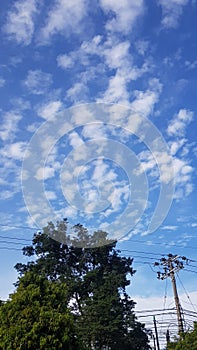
[177, 272, 197, 313]
[159, 278, 168, 337]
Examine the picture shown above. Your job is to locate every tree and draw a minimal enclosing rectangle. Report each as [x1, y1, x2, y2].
[7, 220, 150, 349]
[0, 271, 80, 350]
[167, 322, 197, 350]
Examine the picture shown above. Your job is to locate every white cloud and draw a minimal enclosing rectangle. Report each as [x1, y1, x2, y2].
[98, 54, 150, 104]
[99, 0, 144, 34]
[37, 100, 62, 120]
[35, 166, 55, 180]
[0, 142, 27, 160]
[167, 109, 193, 137]
[69, 132, 84, 149]
[131, 79, 162, 117]
[159, 0, 190, 29]
[57, 54, 75, 69]
[0, 78, 5, 87]
[160, 225, 178, 230]
[185, 59, 197, 70]
[0, 153, 22, 200]
[24, 70, 53, 95]
[137, 143, 194, 199]
[103, 41, 131, 69]
[66, 82, 88, 102]
[135, 40, 149, 55]
[82, 124, 108, 139]
[39, 0, 87, 43]
[101, 70, 130, 104]
[3, 0, 39, 45]
[59, 35, 150, 104]
[165, 108, 194, 199]
[169, 138, 186, 156]
[10, 97, 31, 111]
[0, 112, 22, 142]
[45, 190, 57, 200]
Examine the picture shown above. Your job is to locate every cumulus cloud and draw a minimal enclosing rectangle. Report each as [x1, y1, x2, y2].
[58, 34, 151, 104]
[0, 142, 27, 160]
[3, 0, 39, 45]
[99, 0, 144, 34]
[39, 0, 87, 43]
[167, 109, 193, 137]
[57, 54, 75, 69]
[35, 166, 56, 181]
[130, 79, 163, 117]
[37, 100, 63, 120]
[66, 82, 89, 103]
[24, 70, 53, 95]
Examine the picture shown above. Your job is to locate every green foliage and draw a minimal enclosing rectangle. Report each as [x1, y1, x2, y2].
[167, 323, 197, 350]
[0, 272, 80, 350]
[1, 220, 150, 350]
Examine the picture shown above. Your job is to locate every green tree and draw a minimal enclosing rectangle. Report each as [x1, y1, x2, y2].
[12, 220, 150, 349]
[0, 271, 80, 350]
[167, 323, 197, 350]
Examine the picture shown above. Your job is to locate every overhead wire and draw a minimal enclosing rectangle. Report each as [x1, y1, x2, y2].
[0, 223, 39, 230]
[159, 278, 168, 338]
[0, 234, 32, 242]
[0, 222, 197, 251]
[177, 272, 197, 313]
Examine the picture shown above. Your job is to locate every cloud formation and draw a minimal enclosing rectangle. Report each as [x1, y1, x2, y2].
[3, 0, 39, 45]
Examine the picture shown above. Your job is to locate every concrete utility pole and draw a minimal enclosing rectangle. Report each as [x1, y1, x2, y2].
[155, 254, 187, 334]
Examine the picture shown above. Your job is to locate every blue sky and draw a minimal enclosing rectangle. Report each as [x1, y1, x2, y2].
[0, 0, 197, 341]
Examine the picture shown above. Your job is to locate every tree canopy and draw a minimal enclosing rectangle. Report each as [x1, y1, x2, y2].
[167, 322, 197, 350]
[0, 272, 80, 350]
[0, 220, 150, 350]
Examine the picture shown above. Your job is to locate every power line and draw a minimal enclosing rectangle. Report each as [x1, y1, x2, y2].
[0, 247, 22, 251]
[0, 235, 31, 242]
[123, 238, 197, 250]
[135, 308, 176, 314]
[159, 278, 168, 337]
[184, 269, 197, 275]
[121, 249, 164, 257]
[0, 223, 39, 230]
[0, 240, 28, 246]
[177, 273, 197, 313]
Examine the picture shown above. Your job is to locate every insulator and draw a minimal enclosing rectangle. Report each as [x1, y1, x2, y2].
[161, 257, 166, 262]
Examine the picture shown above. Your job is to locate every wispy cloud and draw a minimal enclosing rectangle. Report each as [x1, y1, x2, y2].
[24, 70, 53, 95]
[3, 0, 39, 45]
[159, 0, 190, 29]
[0, 78, 5, 87]
[0, 112, 22, 142]
[160, 225, 178, 231]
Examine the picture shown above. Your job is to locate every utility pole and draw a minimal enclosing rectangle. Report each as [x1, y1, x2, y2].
[152, 333, 156, 350]
[153, 316, 160, 350]
[154, 254, 187, 334]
